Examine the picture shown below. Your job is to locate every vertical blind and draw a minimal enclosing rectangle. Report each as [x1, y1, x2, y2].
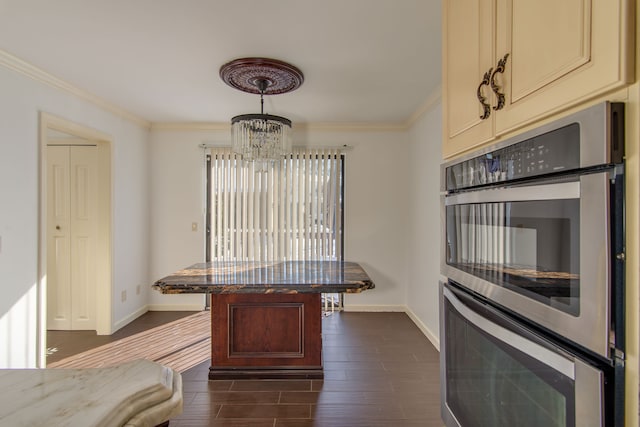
[452, 203, 544, 267]
[206, 148, 343, 263]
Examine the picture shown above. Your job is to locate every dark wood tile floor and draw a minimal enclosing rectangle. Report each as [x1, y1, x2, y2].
[48, 311, 444, 426]
[174, 312, 444, 427]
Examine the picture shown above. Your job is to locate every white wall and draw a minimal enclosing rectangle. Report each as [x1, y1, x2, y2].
[148, 129, 214, 309]
[0, 65, 150, 367]
[148, 127, 411, 310]
[405, 102, 443, 348]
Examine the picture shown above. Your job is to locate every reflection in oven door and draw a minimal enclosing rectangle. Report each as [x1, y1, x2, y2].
[446, 195, 580, 314]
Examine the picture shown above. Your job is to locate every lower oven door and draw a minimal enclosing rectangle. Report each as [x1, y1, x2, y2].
[440, 281, 606, 427]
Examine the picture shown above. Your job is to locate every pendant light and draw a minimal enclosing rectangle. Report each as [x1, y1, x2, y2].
[220, 58, 304, 168]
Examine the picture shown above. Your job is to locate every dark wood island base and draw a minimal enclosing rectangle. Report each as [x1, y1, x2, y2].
[209, 292, 323, 380]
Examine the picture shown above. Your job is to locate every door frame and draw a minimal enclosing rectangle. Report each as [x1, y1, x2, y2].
[38, 113, 113, 367]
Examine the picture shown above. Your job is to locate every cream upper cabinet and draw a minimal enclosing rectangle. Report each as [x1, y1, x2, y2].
[443, 0, 634, 159]
[443, 0, 496, 157]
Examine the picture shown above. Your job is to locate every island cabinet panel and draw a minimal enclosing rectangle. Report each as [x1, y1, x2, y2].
[210, 293, 323, 379]
[442, 0, 634, 159]
[229, 303, 304, 355]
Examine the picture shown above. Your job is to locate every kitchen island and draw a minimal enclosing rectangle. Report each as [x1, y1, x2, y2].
[153, 261, 374, 380]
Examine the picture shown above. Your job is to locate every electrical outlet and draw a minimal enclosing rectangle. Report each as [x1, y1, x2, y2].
[136, 285, 141, 295]
[191, 222, 198, 232]
[121, 290, 127, 302]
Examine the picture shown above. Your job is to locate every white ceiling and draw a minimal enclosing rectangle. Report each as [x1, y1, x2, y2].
[0, 0, 442, 125]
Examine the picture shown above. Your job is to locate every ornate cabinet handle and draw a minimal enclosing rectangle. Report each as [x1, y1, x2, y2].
[490, 53, 509, 111]
[477, 68, 493, 120]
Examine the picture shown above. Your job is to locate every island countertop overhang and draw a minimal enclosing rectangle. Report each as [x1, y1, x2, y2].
[152, 261, 375, 294]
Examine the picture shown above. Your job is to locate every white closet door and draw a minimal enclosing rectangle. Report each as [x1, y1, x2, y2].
[47, 145, 97, 330]
[47, 146, 72, 330]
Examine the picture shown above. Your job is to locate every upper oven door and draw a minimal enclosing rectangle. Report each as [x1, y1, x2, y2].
[442, 171, 612, 359]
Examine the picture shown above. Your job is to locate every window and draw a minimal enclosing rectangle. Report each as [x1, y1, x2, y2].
[206, 147, 344, 264]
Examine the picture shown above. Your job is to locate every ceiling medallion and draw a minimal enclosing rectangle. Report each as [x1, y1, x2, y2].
[219, 57, 304, 95]
[220, 58, 304, 170]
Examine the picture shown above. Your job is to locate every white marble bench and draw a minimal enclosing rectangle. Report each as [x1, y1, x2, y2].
[0, 359, 182, 426]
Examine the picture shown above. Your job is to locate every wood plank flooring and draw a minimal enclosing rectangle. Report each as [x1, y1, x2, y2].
[48, 311, 210, 372]
[47, 311, 198, 364]
[48, 311, 444, 426]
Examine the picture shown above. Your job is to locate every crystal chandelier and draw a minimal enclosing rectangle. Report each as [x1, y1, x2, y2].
[220, 58, 304, 168]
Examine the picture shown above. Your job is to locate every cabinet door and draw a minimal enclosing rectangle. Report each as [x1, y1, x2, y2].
[442, 0, 497, 158]
[495, 0, 634, 135]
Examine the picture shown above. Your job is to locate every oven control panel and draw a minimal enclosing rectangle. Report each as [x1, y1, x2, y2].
[446, 123, 580, 191]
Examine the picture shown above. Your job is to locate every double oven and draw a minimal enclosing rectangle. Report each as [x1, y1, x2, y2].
[440, 102, 625, 427]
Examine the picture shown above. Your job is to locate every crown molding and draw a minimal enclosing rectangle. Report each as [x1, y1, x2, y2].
[151, 90, 443, 133]
[150, 122, 230, 131]
[151, 121, 407, 133]
[0, 49, 151, 129]
[404, 86, 442, 128]
[294, 122, 407, 132]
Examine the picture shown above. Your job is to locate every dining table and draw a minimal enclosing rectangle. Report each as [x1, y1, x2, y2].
[153, 260, 375, 380]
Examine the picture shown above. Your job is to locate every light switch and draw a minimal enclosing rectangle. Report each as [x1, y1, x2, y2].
[191, 222, 198, 232]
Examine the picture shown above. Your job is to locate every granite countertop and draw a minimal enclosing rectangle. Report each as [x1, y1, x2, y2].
[152, 260, 375, 294]
[0, 359, 182, 427]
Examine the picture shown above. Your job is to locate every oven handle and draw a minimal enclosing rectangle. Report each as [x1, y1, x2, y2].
[444, 180, 579, 205]
[443, 285, 575, 379]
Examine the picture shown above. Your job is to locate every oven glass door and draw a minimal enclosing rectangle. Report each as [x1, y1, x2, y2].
[443, 173, 611, 357]
[440, 282, 604, 427]
[446, 183, 580, 315]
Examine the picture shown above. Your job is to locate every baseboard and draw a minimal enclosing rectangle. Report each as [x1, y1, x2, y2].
[342, 304, 406, 312]
[112, 305, 149, 333]
[147, 304, 205, 312]
[404, 306, 440, 351]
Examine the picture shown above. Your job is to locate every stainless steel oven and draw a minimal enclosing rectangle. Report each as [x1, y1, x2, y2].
[440, 102, 625, 427]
